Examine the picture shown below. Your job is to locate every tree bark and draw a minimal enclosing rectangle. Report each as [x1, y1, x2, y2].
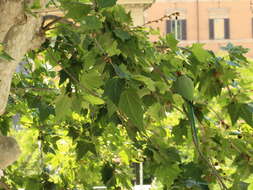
[0, 0, 47, 170]
[0, 0, 46, 115]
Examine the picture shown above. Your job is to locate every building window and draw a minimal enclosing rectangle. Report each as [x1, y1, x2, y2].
[166, 19, 187, 40]
[209, 18, 230, 40]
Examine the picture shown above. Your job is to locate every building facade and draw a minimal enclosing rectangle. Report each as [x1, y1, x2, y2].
[119, 0, 154, 26]
[145, 0, 253, 56]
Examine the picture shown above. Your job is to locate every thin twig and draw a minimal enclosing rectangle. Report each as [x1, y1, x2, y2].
[139, 12, 180, 27]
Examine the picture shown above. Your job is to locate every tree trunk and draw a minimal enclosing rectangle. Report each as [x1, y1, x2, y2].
[0, 0, 47, 170]
[0, 0, 46, 115]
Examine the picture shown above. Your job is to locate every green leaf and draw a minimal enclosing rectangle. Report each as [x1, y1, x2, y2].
[113, 29, 131, 41]
[155, 164, 181, 187]
[97, 33, 121, 56]
[173, 75, 194, 101]
[227, 103, 253, 126]
[198, 70, 223, 98]
[101, 163, 115, 186]
[191, 43, 212, 62]
[119, 89, 144, 128]
[112, 64, 130, 79]
[83, 94, 105, 105]
[62, 2, 91, 20]
[113, 5, 132, 23]
[165, 33, 178, 51]
[132, 75, 156, 91]
[240, 104, 253, 127]
[76, 140, 96, 160]
[68, 126, 80, 140]
[25, 178, 42, 190]
[183, 162, 203, 181]
[82, 51, 96, 70]
[81, 16, 103, 30]
[72, 95, 83, 113]
[38, 104, 54, 122]
[104, 78, 125, 105]
[227, 102, 241, 125]
[55, 95, 72, 121]
[97, 0, 117, 8]
[146, 103, 165, 120]
[106, 99, 118, 117]
[80, 70, 103, 89]
[172, 119, 188, 145]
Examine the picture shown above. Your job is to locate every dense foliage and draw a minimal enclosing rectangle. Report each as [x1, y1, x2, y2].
[0, 0, 253, 189]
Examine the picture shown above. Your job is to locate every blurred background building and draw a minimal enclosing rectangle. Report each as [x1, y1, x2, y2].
[118, 0, 154, 26]
[145, 0, 253, 57]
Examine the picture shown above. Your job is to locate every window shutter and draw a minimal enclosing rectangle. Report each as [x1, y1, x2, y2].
[166, 20, 172, 34]
[181, 19, 187, 40]
[224, 18, 230, 39]
[209, 19, 214, 40]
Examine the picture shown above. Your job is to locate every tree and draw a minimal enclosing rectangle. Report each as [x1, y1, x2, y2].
[0, 0, 253, 189]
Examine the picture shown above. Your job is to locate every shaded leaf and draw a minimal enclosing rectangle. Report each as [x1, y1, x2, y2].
[97, 0, 117, 8]
[191, 43, 212, 63]
[113, 29, 131, 41]
[133, 75, 156, 91]
[76, 140, 96, 160]
[55, 95, 72, 121]
[104, 78, 125, 105]
[119, 89, 144, 128]
[62, 2, 91, 20]
[240, 104, 253, 127]
[81, 70, 103, 89]
[227, 102, 241, 125]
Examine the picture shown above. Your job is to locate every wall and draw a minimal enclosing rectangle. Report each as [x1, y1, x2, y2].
[119, 0, 154, 26]
[145, 0, 253, 57]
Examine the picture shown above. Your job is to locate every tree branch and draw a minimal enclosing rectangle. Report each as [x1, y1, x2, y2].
[0, 181, 10, 190]
[137, 12, 180, 27]
[11, 87, 58, 92]
[42, 15, 74, 31]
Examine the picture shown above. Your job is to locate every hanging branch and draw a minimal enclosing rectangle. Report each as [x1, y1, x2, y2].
[139, 12, 180, 27]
